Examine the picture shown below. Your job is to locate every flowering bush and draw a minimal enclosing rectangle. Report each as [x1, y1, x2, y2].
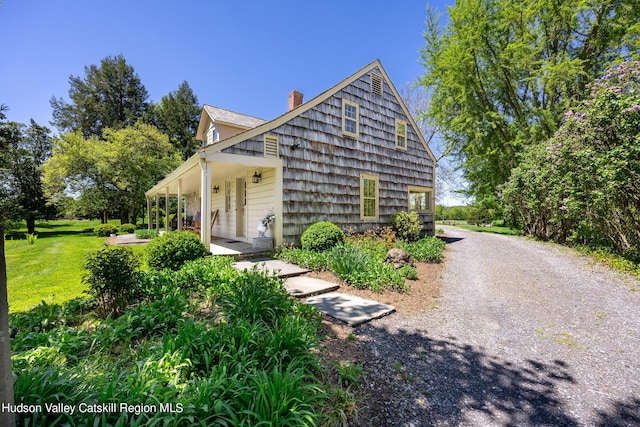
[501, 61, 640, 259]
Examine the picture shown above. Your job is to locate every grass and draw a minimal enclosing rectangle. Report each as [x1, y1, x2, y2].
[438, 220, 520, 236]
[5, 219, 146, 312]
[9, 257, 347, 426]
[575, 245, 640, 284]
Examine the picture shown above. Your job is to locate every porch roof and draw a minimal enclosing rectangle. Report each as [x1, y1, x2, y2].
[145, 152, 282, 197]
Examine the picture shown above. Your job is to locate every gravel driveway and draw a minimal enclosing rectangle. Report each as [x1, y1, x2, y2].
[357, 226, 640, 426]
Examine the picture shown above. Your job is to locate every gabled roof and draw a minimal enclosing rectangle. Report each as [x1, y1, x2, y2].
[201, 59, 436, 164]
[195, 105, 266, 140]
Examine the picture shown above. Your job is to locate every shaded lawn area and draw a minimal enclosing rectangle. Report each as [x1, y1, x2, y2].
[5, 220, 146, 313]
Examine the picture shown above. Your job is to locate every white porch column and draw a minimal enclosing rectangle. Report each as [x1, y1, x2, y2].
[274, 164, 284, 247]
[165, 187, 170, 232]
[199, 157, 212, 247]
[155, 195, 160, 232]
[146, 197, 152, 230]
[177, 179, 183, 231]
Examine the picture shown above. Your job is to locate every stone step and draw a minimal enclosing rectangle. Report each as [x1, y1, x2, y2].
[232, 258, 396, 326]
[283, 276, 340, 298]
[305, 292, 396, 326]
[232, 258, 310, 278]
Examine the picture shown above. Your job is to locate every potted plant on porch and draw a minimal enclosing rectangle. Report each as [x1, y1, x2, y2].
[254, 210, 276, 250]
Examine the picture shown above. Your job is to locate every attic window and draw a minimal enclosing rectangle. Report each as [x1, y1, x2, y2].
[264, 134, 279, 158]
[371, 73, 383, 96]
[395, 119, 407, 150]
[342, 99, 359, 138]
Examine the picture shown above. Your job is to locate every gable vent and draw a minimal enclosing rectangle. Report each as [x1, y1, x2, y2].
[371, 73, 383, 96]
[264, 135, 279, 158]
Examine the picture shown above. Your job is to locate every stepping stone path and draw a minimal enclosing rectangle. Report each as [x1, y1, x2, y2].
[232, 258, 395, 326]
[283, 276, 340, 298]
[232, 258, 310, 278]
[305, 292, 395, 326]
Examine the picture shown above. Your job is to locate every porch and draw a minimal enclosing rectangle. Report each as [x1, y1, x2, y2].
[209, 237, 271, 257]
[145, 151, 283, 248]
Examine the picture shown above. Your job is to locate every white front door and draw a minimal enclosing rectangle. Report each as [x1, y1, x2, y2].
[236, 177, 246, 238]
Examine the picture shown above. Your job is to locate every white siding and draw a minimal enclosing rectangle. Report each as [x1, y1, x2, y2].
[246, 168, 276, 240]
[211, 180, 234, 239]
[210, 167, 276, 242]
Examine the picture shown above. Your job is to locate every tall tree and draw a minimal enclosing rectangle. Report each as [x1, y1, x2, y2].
[0, 106, 15, 426]
[419, 0, 640, 200]
[43, 122, 181, 224]
[154, 81, 201, 160]
[5, 119, 54, 233]
[400, 83, 466, 204]
[50, 54, 150, 137]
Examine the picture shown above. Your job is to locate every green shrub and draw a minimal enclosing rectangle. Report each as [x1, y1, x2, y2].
[219, 271, 293, 326]
[400, 236, 445, 263]
[135, 228, 158, 239]
[82, 246, 141, 317]
[328, 244, 406, 293]
[25, 233, 38, 245]
[118, 223, 136, 233]
[390, 211, 423, 242]
[275, 247, 330, 270]
[172, 256, 236, 293]
[94, 224, 117, 237]
[301, 221, 344, 251]
[398, 265, 418, 280]
[145, 231, 207, 271]
[328, 245, 370, 280]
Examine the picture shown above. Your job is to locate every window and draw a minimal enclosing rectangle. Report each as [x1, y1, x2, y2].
[342, 99, 359, 138]
[371, 73, 383, 96]
[224, 180, 231, 212]
[206, 123, 219, 145]
[395, 119, 407, 149]
[264, 134, 279, 158]
[360, 174, 379, 220]
[408, 186, 432, 212]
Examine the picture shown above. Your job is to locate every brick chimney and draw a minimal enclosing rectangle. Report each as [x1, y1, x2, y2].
[288, 90, 303, 111]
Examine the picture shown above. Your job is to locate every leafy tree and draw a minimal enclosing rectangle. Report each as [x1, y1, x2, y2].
[50, 54, 150, 137]
[154, 81, 201, 160]
[43, 122, 181, 224]
[0, 104, 15, 427]
[419, 0, 640, 201]
[0, 118, 54, 233]
[501, 61, 640, 259]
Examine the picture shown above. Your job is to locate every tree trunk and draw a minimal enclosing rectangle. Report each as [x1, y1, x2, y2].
[0, 223, 16, 427]
[26, 217, 35, 235]
[119, 209, 129, 225]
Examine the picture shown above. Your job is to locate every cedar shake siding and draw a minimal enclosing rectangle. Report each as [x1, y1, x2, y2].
[222, 65, 435, 244]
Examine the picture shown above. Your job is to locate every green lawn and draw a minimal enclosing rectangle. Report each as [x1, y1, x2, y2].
[4, 219, 146, 313]
[438, 220, 520, 236]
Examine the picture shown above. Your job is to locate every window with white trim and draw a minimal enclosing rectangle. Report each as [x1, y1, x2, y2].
[342, 99, 359, 138]
[408, 186, 433, 213]
[224, 180, 231, 212]
[264, 134, 279, 158]
[360, 174, 379, 220]
[395, 119, 407, 149]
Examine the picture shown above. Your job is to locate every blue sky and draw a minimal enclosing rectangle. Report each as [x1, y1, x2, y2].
[1, 0, 453, 127]
[1, 0, 466, 204]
